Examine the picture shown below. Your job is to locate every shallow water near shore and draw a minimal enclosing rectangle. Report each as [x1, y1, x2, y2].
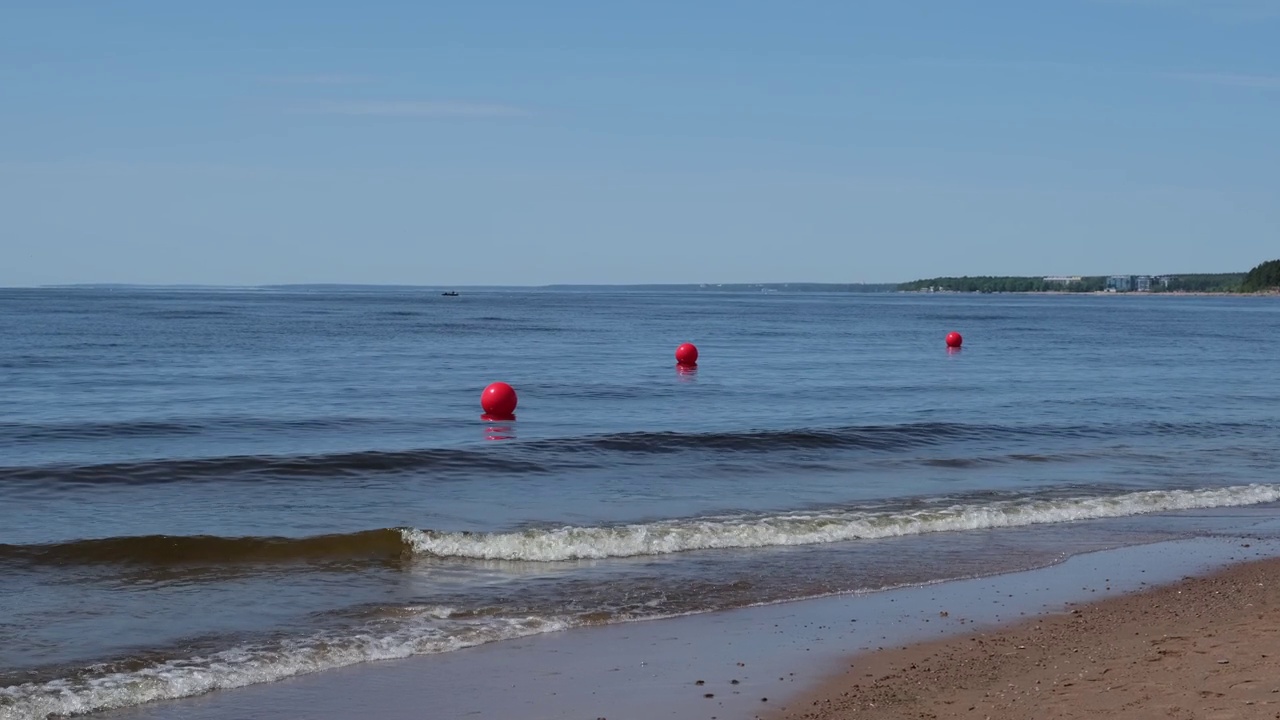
[93, 535, 1280, 720]
[2, 288, 1278, 718]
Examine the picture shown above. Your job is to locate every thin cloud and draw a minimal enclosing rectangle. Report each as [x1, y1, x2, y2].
[1166, 71, 1280, 88]
[1090, 0, 1280, 20]
[906, 57, 1090, 73]
[261, 74, 372, 85]
[298, 100, 532, 118]
[908, 57, 1280, 91]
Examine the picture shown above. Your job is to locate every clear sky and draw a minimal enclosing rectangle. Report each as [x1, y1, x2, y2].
[2, 1, 1277, 286]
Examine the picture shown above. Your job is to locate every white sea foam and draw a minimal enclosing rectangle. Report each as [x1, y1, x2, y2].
[6, 484, 1278, 720]
[404, 484, 1280, 561]
[0, 611, 570, 720]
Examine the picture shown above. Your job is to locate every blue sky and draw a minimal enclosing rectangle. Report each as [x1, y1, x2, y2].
[2, 1, 1277, 286]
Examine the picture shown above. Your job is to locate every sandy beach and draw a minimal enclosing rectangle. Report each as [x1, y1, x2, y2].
[771, 556, 1280, 720]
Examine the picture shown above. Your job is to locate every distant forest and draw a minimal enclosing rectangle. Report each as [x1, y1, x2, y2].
[896, 263, 1280, 294]
[1241, 259, 1280, 293]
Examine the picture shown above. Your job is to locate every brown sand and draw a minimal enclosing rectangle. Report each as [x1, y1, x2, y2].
[768, 556, 1280, 720]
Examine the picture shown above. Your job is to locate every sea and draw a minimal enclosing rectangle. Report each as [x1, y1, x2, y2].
[2, 287, 1278, 719]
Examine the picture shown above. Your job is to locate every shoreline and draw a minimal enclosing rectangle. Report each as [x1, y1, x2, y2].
[769, 554, 1280, 719]
[92, 528, 1280, 720]
[902, 290, 1279, 297]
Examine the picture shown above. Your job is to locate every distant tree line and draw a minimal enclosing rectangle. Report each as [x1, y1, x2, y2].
[1241, 259, 1280, 292]
[1161, 274, 1246, 292]
[897, 276, 1107, 293]
[897, 273, 1251, 294]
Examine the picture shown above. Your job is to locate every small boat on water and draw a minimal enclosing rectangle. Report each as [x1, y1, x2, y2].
[441, 291, 459, 297]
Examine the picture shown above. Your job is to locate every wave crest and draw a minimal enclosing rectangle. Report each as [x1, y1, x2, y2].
[8, 484, 1278, 570]
[404, 484, 1280, 561]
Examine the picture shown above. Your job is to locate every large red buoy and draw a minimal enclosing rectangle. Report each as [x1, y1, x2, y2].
[480, 382, 517, 418]
[945, 331, 963, 348]
[675, 342, 699, 366]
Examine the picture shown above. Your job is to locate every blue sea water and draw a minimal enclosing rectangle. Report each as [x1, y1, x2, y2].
[1, 287, 1278, 718]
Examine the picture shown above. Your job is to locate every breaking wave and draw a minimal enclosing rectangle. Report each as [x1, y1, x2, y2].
[406, 483, 1280, 561]
[8, 484, 1279, 569]
[0, 610, 572, 720]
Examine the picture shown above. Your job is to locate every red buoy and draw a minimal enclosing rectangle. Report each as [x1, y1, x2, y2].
[480, 382, 517, 418]
[945, 331, 963, 348]
[675, 342, 699, 366]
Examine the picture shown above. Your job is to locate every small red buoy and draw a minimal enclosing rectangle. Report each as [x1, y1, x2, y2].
[675, 342, 699, 366]
[945, 331, 963, 348]
[480, 382, 517, 418]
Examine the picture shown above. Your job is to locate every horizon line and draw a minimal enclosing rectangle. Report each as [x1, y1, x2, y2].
[15, 281, 905, 291]
[5, 271, 1252, 292]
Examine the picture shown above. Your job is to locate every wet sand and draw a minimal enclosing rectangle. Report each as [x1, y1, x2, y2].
[770, 555, 1280, 720]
